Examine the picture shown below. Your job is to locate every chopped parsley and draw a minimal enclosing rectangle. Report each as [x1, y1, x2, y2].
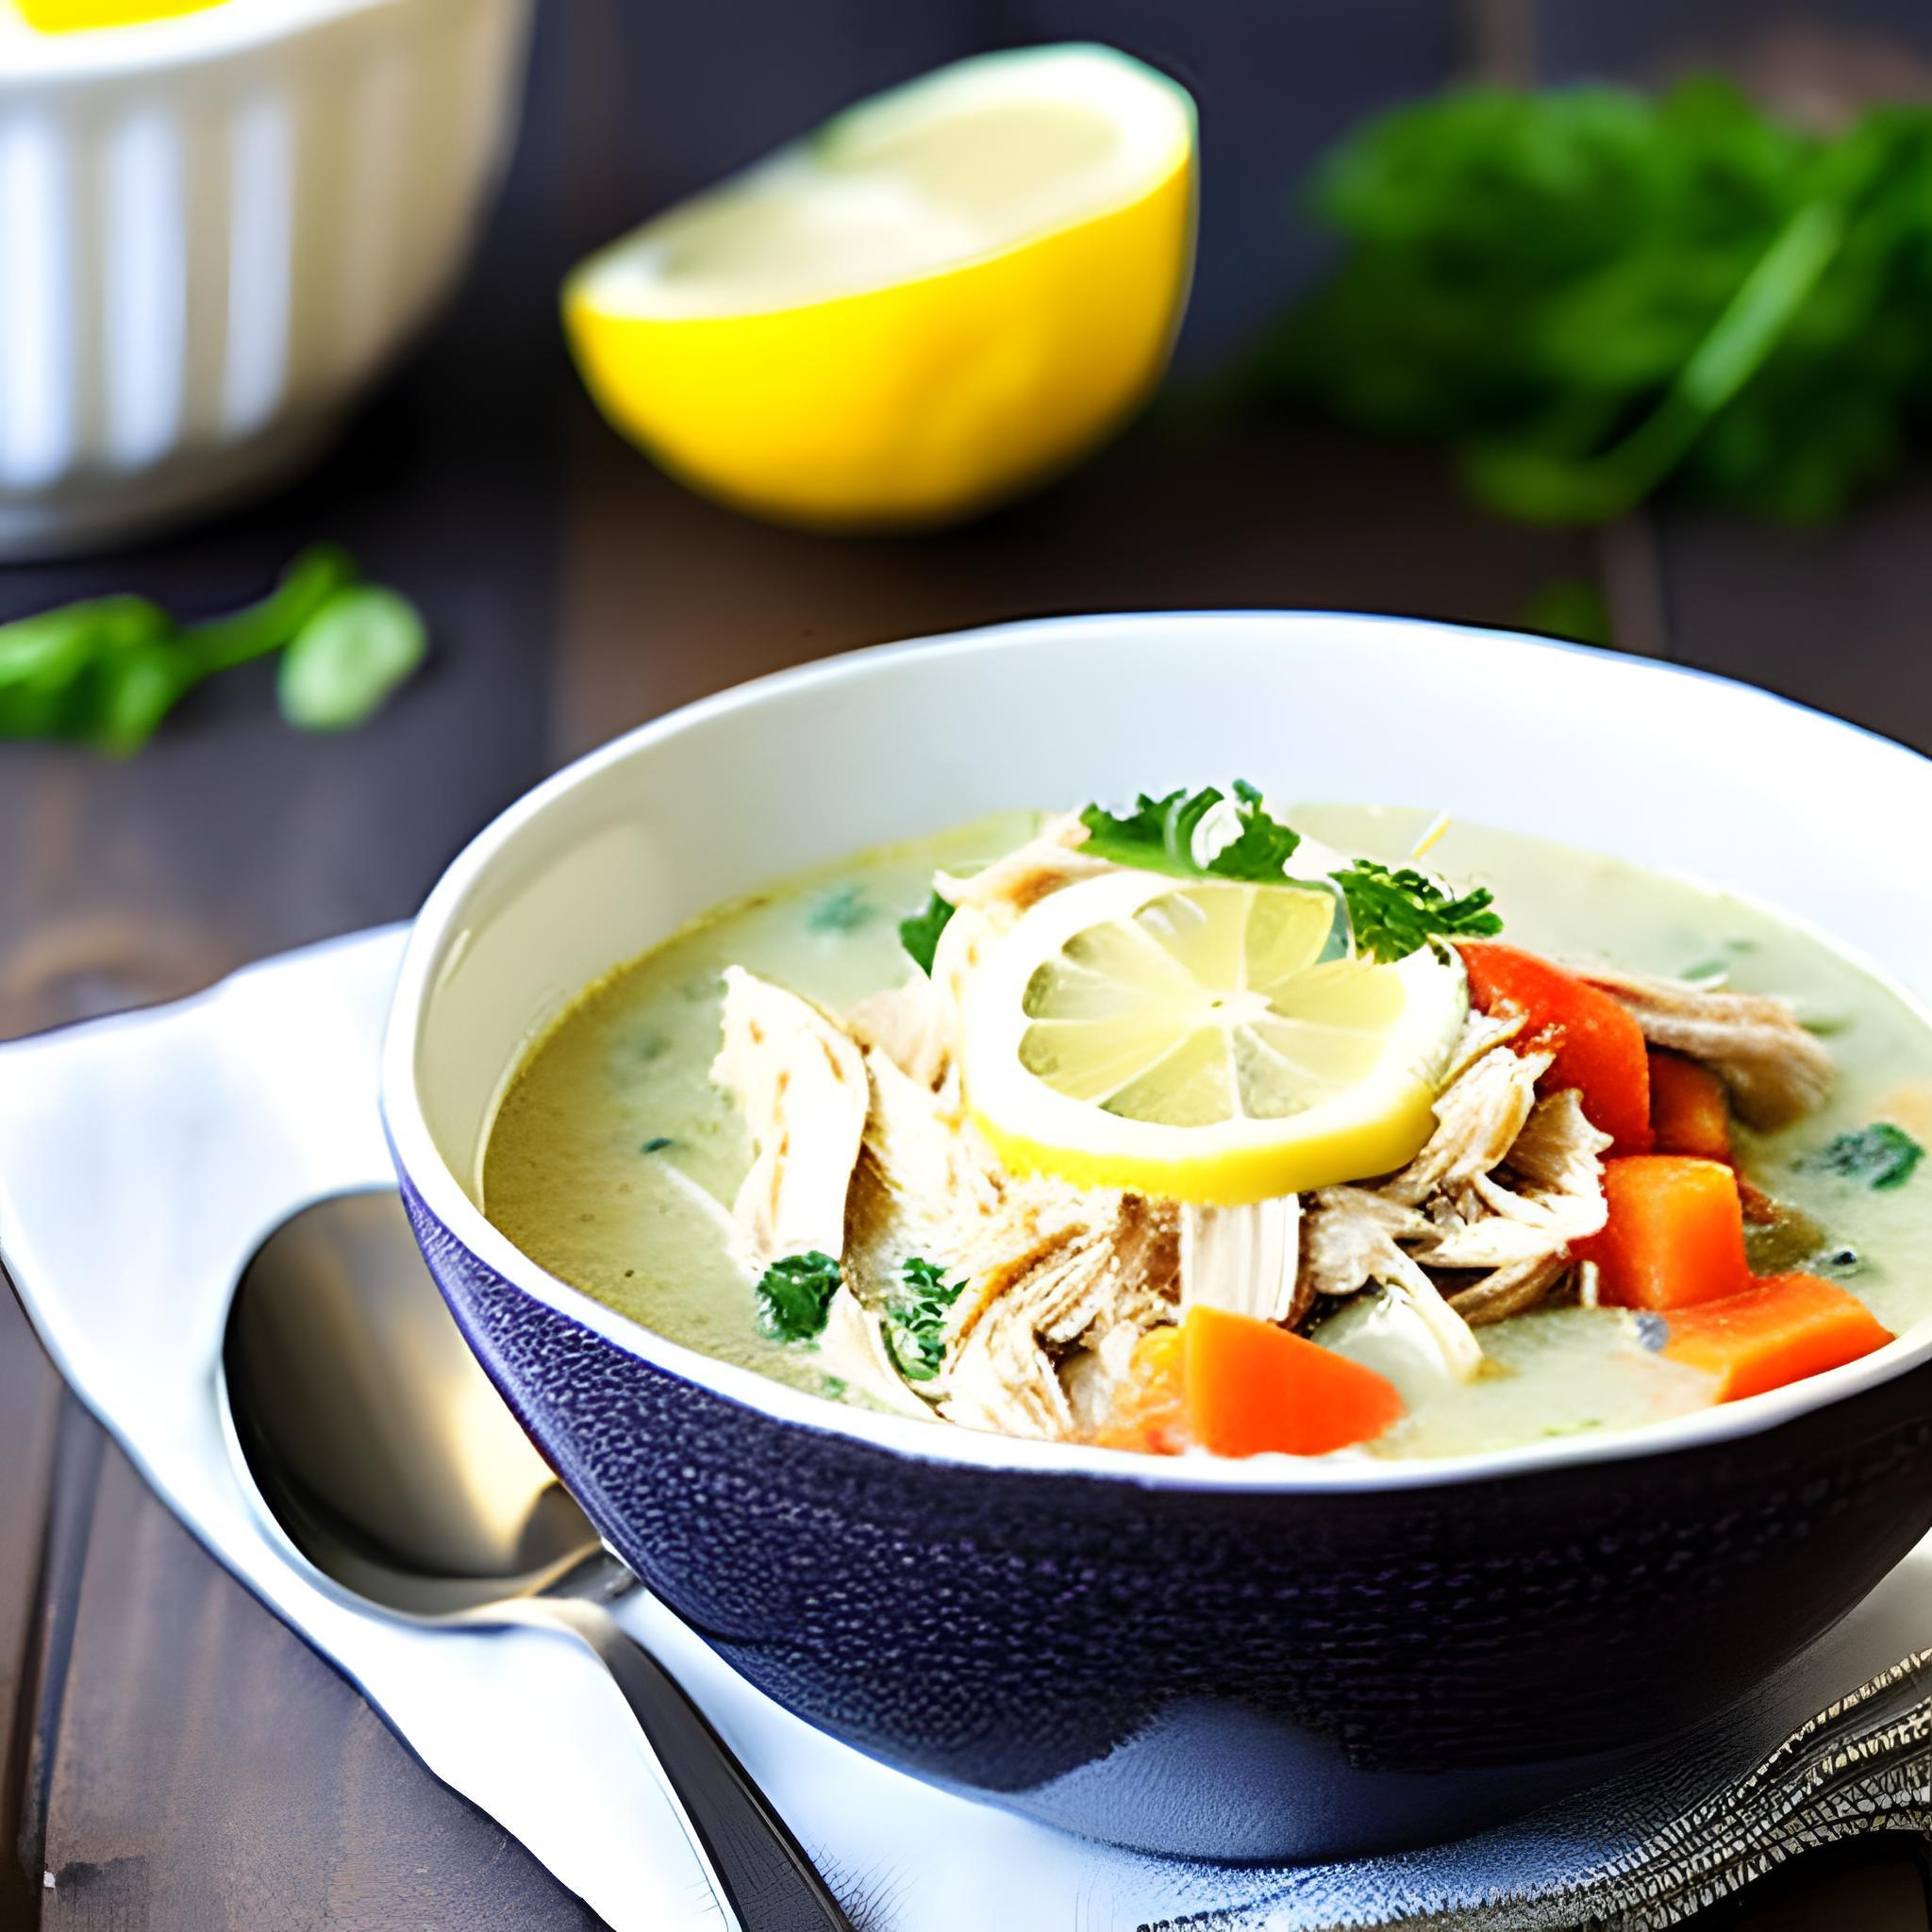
[754, 1251, 842, 1343]
[1808, 1124, 1924, 1191]
[638, 1135, 677, 1156]
[1329, 860, 1503, 964]
[1077, 783, 1502, 963]
[899, 889, 955, 975]
[1078, 780, 1303, 883]
[885, 1256, 964, 1381]
[808, 883, 874, 933]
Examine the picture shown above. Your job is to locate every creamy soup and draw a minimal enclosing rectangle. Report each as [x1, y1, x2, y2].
[484, 805, 1932, 1459]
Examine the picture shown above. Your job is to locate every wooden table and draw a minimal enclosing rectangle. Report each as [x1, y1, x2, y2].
[6, 7, 1932, 1926]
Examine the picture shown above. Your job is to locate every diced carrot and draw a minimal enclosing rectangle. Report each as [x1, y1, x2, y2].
[1663, 1273, 1892, 1401]
[1648, 1051, 1731, 1163]
[1574, 1154, 1751, 1309]
[1458, 941, 1654, 1154]
[1182, 1306, 1403, 1458]
[1091, 1326, 1190, 1455]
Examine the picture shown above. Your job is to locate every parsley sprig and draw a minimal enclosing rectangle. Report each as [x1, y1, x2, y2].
[754, 1251, 842, 1343]
[1269, 80, 1932, 525]
[1076, 783, 1504, 963]
[1078, 780, 1303, 882]
[898, 889, 955, 976]
[1328, 860, 1504, 963]
[885, 1256, 964, 1381]
[1808, 1124, 1924, 1191]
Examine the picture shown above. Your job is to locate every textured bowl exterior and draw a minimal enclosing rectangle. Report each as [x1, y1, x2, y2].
[0, 0, 531, 558]
[400, 1170, 1932, 1860]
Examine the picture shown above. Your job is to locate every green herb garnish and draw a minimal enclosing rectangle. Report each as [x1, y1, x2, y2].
[0, 545, 424, 754]
[754, 1251, 842, 1342]
[1330, 861, 1504, 964]
[885, 1256, 964, 1381]
[638, 1135, 677, 1156]
[1078, 780, 1303, 882]
[1808, 1124, 1924, 1191]
[899, 889, 956, 976]
[1077, 784, 1502, 963]
[1268, 80, 1932, 525]
[276, 585, 427, 733]
[808, 883, 874, 934]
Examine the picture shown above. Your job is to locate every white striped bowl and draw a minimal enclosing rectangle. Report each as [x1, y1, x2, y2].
[0, 0, 533, 558]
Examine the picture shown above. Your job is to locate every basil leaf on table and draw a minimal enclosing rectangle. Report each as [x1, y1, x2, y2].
[276, 587, 429, 734]
[0, 544, 391, 755]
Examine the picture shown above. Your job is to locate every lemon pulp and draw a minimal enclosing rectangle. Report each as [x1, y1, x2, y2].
[964, 872, 1467, 1205]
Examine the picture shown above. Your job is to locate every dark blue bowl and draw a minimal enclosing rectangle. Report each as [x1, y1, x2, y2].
[381, 615, 1932, 1860]
[399, 1169, 1932, 1859]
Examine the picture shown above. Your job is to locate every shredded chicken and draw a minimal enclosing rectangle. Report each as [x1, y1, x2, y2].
[831, 1024, 1181, 1431]
[1574, 963, 1834, 1128]
[1301, 1187, 1484, 1376]
[1499, 1088, 1615, 1214]
[1063, 1319, 1147, 1435]
[1306, 1017, 1614, 1339]
[1438, 1003, 1528, 1086]
[1395, 1076, 1609, 1326]
[941, 1193, 1179, 1441]
[850, 1050, 999, 1237]
[1379, 1032, 1553, 1208]
[934, 813, 1108, 925]
[845, 900, 1000, 1102]
[1445, 1250, 1574, 1326]
[1180, 1197, 1307, 1325]
[710, 967, 868, 1272]
[845, 975, 951, 1092]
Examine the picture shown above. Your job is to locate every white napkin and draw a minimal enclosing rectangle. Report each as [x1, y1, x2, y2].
[618, 1538, 1932, 1931]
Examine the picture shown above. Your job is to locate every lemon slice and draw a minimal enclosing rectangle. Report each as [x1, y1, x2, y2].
[562, 44, 1195, 528]
[962, 871, 1468, 1205]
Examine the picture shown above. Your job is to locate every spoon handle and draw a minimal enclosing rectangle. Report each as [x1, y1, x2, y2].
[535, 1597, 858, 1932]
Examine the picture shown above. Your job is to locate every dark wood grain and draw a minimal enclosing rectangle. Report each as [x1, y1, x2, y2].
[555, 401, 1596, 758]
[0, 1291, 61, 1932]
[32, 1429, 597, 1932]
[2, 0, 1931, 1927]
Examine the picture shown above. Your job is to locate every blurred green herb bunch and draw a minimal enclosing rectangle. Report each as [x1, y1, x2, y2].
[1268, 78, 1932, 523]
[0, 544, 426, 755]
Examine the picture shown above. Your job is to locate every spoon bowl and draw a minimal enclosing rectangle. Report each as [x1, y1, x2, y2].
[222, 1187, 854, 1930]
[225, 1189, 594, 1613]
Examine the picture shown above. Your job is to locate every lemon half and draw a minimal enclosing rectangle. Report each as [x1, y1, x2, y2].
[18, 0, 225, 25]
[563, 44, 1196, 528]
[963, 872, 1468, 1205]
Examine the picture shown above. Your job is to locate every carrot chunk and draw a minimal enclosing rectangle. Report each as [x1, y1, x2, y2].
[1182, 1306, 1404, 1457]
[1574, 1154, 1751, 1309]
[1091, 1326, 1190, 1455]
[1663, 1272, 1892, 1401]
[1458, 941, 1654, 1154]
[1648, 1051, 1732, 1163]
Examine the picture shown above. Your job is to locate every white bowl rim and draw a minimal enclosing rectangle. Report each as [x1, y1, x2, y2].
[0, 0, 442, 88]
[380, 609, 1932, 1497]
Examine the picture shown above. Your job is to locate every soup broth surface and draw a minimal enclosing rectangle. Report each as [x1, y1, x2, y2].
[483, 807, 1932, 1457]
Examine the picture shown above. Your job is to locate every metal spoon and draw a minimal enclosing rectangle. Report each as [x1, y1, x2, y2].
[222, 1188, 855, 1932]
